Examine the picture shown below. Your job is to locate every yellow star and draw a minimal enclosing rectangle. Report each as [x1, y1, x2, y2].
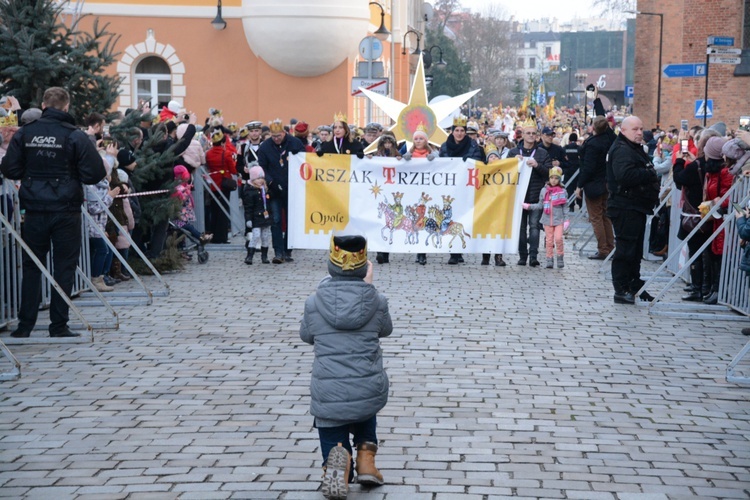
[369, 181, 382, 198]
[360, 54, 480, 153]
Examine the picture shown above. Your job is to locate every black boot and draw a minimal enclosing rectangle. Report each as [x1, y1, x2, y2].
[383, 253, 389, 263]
[682, 264, 702, 301]
[376, 252, 385, 264]
[701, 252, 713, 299]
[244, 247, 254, 265]
[704, 256, 721, 304]
[613, 282, 635, 304]
[494, 254, 506, 267]
[260, 247, 270, 264]
[416, 253, 426, 265]
[481, 253, 490, 265]
[447, 254, 459, 265]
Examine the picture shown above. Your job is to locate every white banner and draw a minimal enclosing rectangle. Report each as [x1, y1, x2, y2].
[288, 153, 531, 253]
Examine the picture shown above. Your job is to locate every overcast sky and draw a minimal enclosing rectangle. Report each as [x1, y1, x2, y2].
[456, 0, 604, 22]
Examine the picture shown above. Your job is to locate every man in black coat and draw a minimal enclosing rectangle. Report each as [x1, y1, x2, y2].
[606, 116, 660, 304]
[1, 87, 107, 338]
[576, 116, 616, 259]
[508, 126, 552, 267]
[438, 119, 485, 265]
[257, 120, 305, 263]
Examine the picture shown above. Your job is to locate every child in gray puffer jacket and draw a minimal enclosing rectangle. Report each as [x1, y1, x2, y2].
[300, 234, 393, 500]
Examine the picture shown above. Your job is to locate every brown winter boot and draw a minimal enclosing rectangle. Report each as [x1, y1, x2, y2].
[355, 442, 384, 486]
[321, 443, 350, 499]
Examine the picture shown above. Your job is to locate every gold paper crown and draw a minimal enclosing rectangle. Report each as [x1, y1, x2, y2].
[484, 142, 499, 158]
[415, 122, 429, 135]
[227, 122, 238, 133]
[329, 235, 367, 271]
[452, 115, 467, 128]
[522, 117, 536, 128]
[333, 111, 347, 123]
[269, 119, 284, 134]
[211, 128, 224, 143]
[549, 166, 563, 178]
[0, 113, 18, 127]
[239, 128, 249, 138]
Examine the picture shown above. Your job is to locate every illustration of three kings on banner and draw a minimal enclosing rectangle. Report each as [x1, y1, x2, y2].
[286, 55, 531, 254]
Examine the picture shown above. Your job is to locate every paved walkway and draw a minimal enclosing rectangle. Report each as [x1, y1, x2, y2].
[1, 242, 749, 499]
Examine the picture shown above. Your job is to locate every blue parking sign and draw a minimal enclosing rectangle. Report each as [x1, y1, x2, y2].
[624, 85, 634, 98]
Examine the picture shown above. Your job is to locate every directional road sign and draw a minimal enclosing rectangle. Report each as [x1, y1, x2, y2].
[662, 63, 707, 78]
[624, 85, 634, 98]
[695, 99, 713, 119]
[707, 47, 742, 55]
[709, 56, 742, 65]
[707, 36, 735, 46]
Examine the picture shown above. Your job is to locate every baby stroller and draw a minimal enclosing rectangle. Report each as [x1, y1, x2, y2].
[168, 221, 209, 264]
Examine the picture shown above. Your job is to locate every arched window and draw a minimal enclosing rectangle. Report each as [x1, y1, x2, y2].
[134, 56, 172, 109]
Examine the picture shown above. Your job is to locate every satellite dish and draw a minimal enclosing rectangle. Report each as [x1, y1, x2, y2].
[423, 2, 434, 22]
[430, 95, 461, 129]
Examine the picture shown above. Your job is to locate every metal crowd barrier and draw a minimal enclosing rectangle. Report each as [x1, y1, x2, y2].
[636, 179, 747, 317]
[194, 166, 245, 250]
[0, 211, 96, 343]
[77, 186, 169, 306]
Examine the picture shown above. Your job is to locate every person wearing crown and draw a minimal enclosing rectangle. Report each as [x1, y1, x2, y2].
[317, 112, 364, 157]
[300, 234, 392, 498]
[256, 118, 305, 263]
[439, 115, 485, 265]
[479, 131, 512, 267]
[205, 128, 237, 244]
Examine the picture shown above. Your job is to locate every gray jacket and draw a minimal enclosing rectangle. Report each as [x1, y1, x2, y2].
[529, 185, 567, 227]
[300, 277, 393, 426]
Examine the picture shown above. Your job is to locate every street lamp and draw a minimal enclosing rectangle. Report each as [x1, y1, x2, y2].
[402, 29, 422, 62]
[560, 58, 573, 107]
[211, 0, 226, 30]
[369, 2, 391, 42]
[626, 10, 663, 128]
[423, 45, 447, 70]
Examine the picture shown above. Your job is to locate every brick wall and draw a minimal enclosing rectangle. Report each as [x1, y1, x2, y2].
[633, 0, 749, 131]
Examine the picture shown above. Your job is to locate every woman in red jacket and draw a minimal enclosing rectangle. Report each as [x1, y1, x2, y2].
[700, 136, 734, 304]
[205, 128, 237, 244]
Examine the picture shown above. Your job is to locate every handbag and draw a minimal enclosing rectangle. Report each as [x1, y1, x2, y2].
[680, 191, 705, 235]
[679, 167, 709, 237]
[218, 149, 237, 192]
[220, 176, 237, 192]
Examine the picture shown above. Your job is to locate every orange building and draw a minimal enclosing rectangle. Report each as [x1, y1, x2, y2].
[78, 0, 425, 128]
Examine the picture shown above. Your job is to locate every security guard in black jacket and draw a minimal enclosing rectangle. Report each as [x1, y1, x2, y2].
[606, 116, 660, 304]
[1, 87, 106, 338]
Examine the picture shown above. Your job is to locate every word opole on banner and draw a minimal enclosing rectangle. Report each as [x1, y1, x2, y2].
[288, 153, 531, 254]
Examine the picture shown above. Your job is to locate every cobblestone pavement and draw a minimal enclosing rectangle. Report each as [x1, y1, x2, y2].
[1, 242, 749, 500]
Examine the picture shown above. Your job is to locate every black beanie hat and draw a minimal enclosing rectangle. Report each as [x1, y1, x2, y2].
[116, 149, 136, 168]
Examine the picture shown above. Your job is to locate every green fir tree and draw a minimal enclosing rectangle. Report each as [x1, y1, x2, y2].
[110, 112, 181, 231]
[0, 0, 121, 122]
[424, 28, 471, 99]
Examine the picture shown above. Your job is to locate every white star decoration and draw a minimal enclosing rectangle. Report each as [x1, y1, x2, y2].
[360, 54, 480, 153]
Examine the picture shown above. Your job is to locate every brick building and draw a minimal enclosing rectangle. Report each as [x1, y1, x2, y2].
[633, 0, 749, 131]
